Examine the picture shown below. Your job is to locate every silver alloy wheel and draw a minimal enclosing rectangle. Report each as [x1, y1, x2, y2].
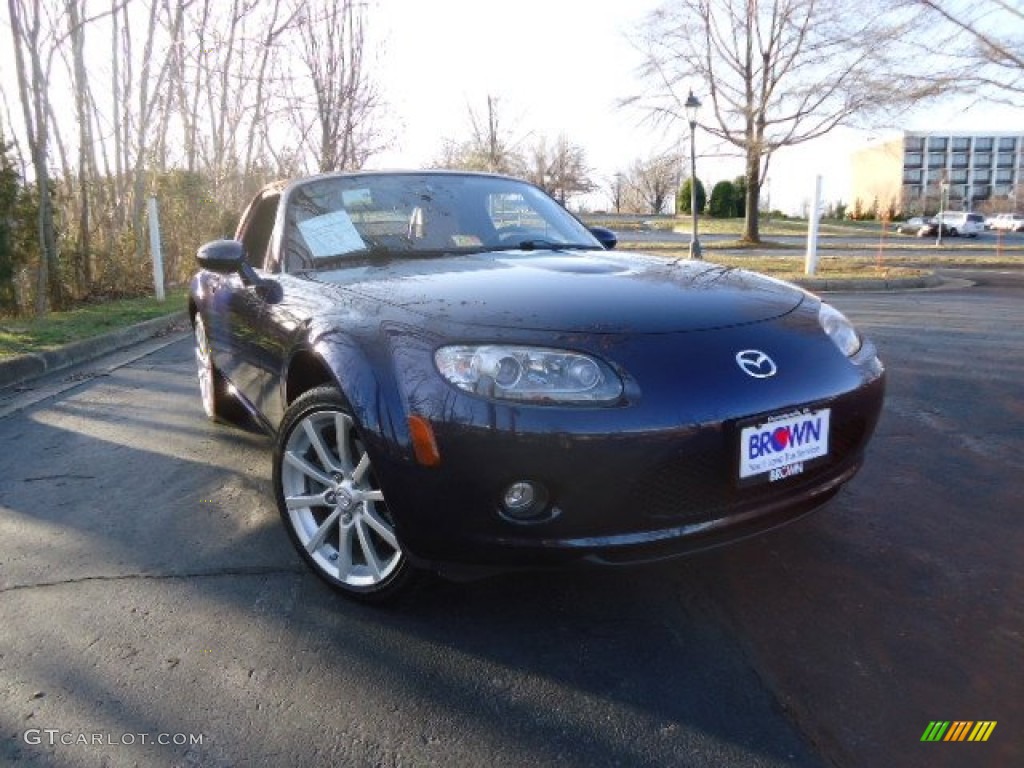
[194, 315, 216, 419]
[280, 409, 402, 589]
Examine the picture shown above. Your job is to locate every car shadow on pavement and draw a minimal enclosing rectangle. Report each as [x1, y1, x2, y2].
[0, 346, 818, 767]
[5, 311, 1021, 767]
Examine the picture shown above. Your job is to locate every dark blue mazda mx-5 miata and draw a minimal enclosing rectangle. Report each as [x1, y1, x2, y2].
[189, 171, 885, 602]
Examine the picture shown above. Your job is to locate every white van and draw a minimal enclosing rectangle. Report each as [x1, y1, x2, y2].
[937, 211, 985, 237]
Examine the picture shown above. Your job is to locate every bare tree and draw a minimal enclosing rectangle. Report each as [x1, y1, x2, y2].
[625, 154, 679, 215]
[293, 0, 383, 172]
[437, 95, 526, 175]
[628, 0, 944, 242]
[110, 0, 129, 229]
[604, 173, 628, 214]
[0, 122, 24, 311]
[65, 0, 99, 292]
[1, 0, 391, 307]
[178, 0, 210, 173]
[242, 0, 301, 178]
[5, 0, 62, 313]
[904, 0, 1023, 98]
[469, 95, 522, 175]
[525, 135, 594, 205]
[126, 0, 172, 265]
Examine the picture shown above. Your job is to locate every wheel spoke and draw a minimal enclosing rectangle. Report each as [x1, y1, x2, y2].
[305, 507, 341, 554]
[196, 322, 213, 364]
[355, 518, 383, 578]
[352, 452, 371, 485]
[302, 419, 338, 474]
[334, 413, 354, 472]
[195, 322, 215, 418]
[336, 519, 354, 576]
[285, 492, 327, 510]
[361, 504, 398, 549]
[363, 489, 385, 503]
[284, 450, 333, 488]
[195, 321, 207, 355]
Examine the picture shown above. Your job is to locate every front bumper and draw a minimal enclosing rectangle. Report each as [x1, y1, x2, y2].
[382, 380, 880, 573]
[370, 315, 888, 573]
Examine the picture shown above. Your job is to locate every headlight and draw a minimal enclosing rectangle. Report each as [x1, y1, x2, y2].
[818, 303, 862, 357]
[435, 345, 623, 403]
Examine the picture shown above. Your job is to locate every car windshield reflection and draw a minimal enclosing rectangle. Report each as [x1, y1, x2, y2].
[282, 172, 599, 271]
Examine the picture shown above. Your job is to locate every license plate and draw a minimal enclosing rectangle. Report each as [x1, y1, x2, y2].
[738, 408, 831, 481]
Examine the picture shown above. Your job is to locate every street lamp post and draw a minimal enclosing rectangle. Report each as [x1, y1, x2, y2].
[684, 90, 702, 260]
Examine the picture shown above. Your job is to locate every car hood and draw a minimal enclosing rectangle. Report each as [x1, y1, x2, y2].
[306, 250, 806, 334]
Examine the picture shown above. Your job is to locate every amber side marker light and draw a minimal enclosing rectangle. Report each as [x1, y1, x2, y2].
[408, 414, 441, 466]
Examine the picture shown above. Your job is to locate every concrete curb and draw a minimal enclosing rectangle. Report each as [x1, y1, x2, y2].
[793, 272, 944, 292]
[0, 310, 188, 389]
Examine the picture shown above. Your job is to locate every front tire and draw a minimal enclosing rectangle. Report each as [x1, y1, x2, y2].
[273, 386, 417, 603]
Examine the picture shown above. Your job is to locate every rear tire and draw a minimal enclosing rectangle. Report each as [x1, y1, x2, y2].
[194, 313, 239, 422]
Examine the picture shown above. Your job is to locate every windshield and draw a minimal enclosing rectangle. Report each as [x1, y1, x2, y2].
[281, 173, 599, 271]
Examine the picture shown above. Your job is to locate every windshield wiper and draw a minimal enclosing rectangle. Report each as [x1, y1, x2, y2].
[366, 243, 396, 259]
[499, 240, 594, 252]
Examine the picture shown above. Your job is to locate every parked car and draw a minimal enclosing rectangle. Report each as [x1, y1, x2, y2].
[936, 211, 985, 237]
[989, 212, 1024, 232]
[189, 171, 886, 602]
[907, 217, 953, 237]
[895, 216, 929, 235]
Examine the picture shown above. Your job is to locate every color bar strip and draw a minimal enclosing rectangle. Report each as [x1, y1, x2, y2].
[921, 721, 950, 742]
[945, 721, 972, 742]
[970, 721, 997, 742]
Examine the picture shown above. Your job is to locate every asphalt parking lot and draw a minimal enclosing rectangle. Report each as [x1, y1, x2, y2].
[1, 277, 1021, 767]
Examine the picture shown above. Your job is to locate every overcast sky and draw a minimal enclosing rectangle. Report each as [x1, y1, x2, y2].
[370, 0, 1021, 213]
[3, 0, 1016, 214]
[371, 0, 666, 182]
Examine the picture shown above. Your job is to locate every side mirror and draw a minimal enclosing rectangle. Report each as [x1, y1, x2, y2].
[197, 239, 245, 273]
[589, 227, 617, 251]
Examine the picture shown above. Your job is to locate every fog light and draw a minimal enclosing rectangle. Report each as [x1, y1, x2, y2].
[501, 481, 550, 522]
[504, 482, 535, 510]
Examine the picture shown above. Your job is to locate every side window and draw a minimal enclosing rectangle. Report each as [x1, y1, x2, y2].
[237, 194, 280, 269]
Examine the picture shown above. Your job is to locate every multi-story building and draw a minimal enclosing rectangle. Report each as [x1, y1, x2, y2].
[850, 131, 1024, 217]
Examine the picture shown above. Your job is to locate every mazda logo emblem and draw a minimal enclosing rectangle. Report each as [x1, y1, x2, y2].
[736, 349, 777, 378]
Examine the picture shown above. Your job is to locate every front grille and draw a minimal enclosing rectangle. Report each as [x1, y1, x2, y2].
[634, 414, 868, 523]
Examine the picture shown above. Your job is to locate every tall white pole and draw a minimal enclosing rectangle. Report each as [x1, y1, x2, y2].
[804, 175, 823, 275]
[148, 195, 165, 301]
[936, 182, 946, 247]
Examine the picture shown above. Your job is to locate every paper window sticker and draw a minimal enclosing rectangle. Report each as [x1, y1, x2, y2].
[296, 210, 366, 258]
